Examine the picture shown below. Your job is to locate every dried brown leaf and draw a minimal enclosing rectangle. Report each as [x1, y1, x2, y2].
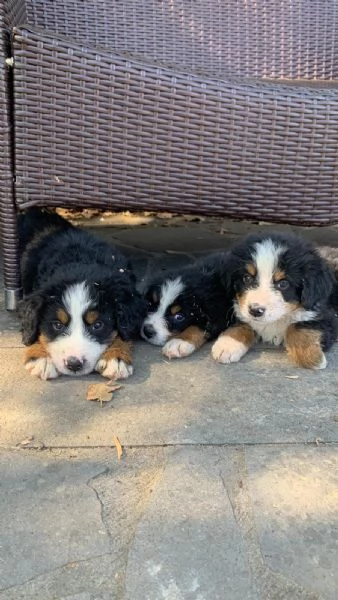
[86, 382, 122, 405]
[112, 435, 123, 460]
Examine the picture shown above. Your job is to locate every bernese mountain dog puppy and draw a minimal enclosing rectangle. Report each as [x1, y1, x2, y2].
[18, 208, 146, 380]
[141, 254, 235, 358]
[211, 232, 338, 369]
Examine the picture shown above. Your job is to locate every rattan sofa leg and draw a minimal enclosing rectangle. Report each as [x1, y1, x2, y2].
[1, 201, 22, 310]
[4, 287, 22, 310]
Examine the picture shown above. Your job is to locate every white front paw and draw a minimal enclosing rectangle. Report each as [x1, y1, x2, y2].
[25, 357, 60, 380]
[162, 338, 196, 359]
[95, 357, 133, 380]
[314, 353, 327, 370]
[212, 335, 248, 364]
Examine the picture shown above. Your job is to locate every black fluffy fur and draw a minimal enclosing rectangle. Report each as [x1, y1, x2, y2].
[18, 208, 146, 345]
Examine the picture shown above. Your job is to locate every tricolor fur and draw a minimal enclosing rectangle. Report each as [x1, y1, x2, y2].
[141, 254, 235, 358]
[212, 233, 338, 369]
[18, 208, 146, 380]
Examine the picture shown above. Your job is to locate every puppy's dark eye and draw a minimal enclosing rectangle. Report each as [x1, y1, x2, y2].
[173, 312, 185, 322]
[275, 279, 289, 291]
[243, 273, 254, 285]
[90, 320, 104, 331]
[51, 320, 65, 332]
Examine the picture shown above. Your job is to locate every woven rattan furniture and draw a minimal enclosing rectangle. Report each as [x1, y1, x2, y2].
[1, 1, 338, 308]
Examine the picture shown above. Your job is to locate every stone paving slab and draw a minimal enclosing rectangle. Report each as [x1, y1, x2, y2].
[0, 450, 110, 591]
[245, 445, 338, 600]
[1, 343, 338, 449]
[125, 447, 258, 600]
[1, 445, 336, 600]
[0, 447, 165, 600]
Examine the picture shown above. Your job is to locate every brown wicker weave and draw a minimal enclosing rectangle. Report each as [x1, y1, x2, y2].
[1, 1, 338, 308]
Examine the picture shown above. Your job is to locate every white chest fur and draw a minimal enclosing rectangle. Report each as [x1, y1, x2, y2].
[250, 308, 317, 346]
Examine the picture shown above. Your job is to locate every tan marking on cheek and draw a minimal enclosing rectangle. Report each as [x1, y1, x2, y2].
[170, 304, 182, 315]
[24, 334, 49, 363]
[285, 325, 324, 368]
[246, 263, 257, 277]
[100, 337, 133, 365]
[84, 310, 99, 325]
[273, 270, 286, 282]
[221, 324, 256, 348]
[284, 300, 302, 314]
[236, 291, 249, 311]
[171, 326, 206, 349]
[56, 308, 69, 325]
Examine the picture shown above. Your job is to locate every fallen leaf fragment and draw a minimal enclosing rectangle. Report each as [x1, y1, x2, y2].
[86, 382, 122, 406]
[333, 415, 338, 422]
[285, 375, 299, 379]
[112, 435, 123, 460]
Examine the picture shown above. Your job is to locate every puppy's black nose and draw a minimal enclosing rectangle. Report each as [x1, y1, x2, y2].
[142, 324, 155, 339]
[64, 356, 84, 372]
[248, 304, 266, 318]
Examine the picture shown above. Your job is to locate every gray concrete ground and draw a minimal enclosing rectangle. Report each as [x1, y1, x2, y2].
[0, 213, 338, 600]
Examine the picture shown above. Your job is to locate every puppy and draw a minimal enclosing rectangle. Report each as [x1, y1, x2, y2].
[141, 254, 235, 358]
[211, 233, 338, 369]
[18, 208, 146, 380]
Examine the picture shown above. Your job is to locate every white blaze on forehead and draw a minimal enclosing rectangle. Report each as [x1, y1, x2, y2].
[142, 277, 185, 346]
[253, 239, 285, 285]
[63, 281, 91, 317]
[159, 277, 185, 311]
[61, 282, 95, 352]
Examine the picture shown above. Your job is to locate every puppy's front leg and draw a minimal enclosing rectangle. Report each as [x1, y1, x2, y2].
[162, 326, 207, 359]
[24, 337, 60, 380]
[212, 324, 255, 364]
[95, 337, 133, 379]
[285, 324, 327, 369]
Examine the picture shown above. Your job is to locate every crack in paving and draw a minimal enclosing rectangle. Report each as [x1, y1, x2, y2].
[2, 441, 338, 453]
[86, 449, 166, 600]
[219, 447, 321, 600]
[0, 553, 115, 599]
[87, 467, 112, 544]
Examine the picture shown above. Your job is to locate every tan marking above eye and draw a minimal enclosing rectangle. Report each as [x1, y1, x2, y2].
[152, 290, 159, 304]
[170, 304, 182, 315]
[84, 310, 99, 325]
[273, 270, 286, 282]
[56, 308, 70, 325]
[246, 263, 257, 277]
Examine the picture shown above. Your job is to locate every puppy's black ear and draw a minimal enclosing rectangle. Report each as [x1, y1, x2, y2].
[219, 252, 241, 292]
[17, 294, 45, 345]
[301, 252, 335, 310]
[145, 284, 160, 305]
[116, 291, 147, 341]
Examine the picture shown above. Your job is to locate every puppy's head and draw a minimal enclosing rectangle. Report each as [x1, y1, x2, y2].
[19, 278, 146, 376]
[141, 276, 206, 345]
[228, 234, 334, 326]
